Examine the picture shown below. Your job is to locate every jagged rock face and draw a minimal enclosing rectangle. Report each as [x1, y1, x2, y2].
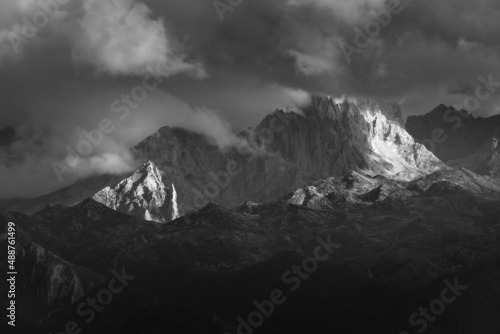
[131, 127, 226, 218]
[132, 96, 443, 216]
[93, 161, 176, 223]
[406, 104, 500, 178]
[260, 97, 443, 180]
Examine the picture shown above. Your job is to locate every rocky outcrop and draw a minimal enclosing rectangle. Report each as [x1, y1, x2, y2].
[93, 161, 176, 223]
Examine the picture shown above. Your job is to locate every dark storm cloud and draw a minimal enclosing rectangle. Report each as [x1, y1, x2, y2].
[0, 0, 499, 198]
[145, 0, 500, 115]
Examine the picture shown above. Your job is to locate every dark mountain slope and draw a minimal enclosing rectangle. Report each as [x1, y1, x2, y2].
[406, 105, 500, 177]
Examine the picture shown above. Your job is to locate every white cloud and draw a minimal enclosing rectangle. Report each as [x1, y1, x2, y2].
[287, 50, 337, 76]
[76, 0, 206, 78]
[69, 152, 138, 177]
[113, 92, 239, 150]
[0, 0, 38, 27]
[270, 85, 311, 110]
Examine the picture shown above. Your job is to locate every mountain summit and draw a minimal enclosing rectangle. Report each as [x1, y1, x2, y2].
[93, 161, 179, 223]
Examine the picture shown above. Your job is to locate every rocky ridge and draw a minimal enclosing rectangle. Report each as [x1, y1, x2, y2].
[2, 167, 500, 333]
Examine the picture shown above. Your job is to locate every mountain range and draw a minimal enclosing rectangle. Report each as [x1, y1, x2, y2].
[1, 96, 500, 334]
[2, 97, 444, 222]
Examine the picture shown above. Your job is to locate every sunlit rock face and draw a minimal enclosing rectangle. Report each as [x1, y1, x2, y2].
[406, 104, 500, 178]
[93, 161, 175, 223]
[132, 96, 443, 216]
[266, 96, 443, 181]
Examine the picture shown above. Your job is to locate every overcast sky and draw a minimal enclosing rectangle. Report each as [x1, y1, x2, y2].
[0, 0, 499, 198]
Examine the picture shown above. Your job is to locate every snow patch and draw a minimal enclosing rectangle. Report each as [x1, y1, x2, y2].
[171, 183, 180, 220]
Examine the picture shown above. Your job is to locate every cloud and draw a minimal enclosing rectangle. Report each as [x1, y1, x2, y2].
[0, 0, 40, 28]
[287, 50, 337, 76]
[268, 85, 311, 111]
[177, 85, 311, 149]
[75, 0, 206, 78]
[110, 91, 240, 150]
[0, 125, 139, 198]
[66, 151, 138, 178]
[1, 0, 500, 198]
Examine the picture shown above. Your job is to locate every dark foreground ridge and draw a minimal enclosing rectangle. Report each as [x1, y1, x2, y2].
[2, 167, 500, 333]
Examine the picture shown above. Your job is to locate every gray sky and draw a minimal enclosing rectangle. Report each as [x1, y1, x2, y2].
[0, 0, 499, 198]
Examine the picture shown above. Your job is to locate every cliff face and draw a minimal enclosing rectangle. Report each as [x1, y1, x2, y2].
[406, 104, 500, 178]
[262, 97, 443, 180]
